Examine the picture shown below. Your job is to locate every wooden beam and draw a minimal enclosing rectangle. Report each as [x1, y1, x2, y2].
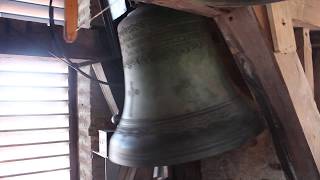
[215, 7, 320, 179]
[266, 2, 296, 53]
[137, 0, 320, 29]
[92, 63, 119, 115]
[252, 5, 273, 46]
[137, 0, 229, 17]
[64, 0, 78, 43]
[0, 19, 106, 60]
[267, 5, 320, 176]
[268, 1, 315, 105]
[294, 28, 314, 93]
[289, 0, 320, 29]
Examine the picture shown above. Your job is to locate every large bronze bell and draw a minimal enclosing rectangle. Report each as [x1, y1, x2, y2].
[109, 5, 263, 167]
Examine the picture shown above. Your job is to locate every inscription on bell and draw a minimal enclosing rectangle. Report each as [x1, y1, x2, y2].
[122, 39, 204, 69]
[119, 20, 208, 70]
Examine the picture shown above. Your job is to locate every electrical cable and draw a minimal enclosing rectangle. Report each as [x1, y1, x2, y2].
[48, 0, 120, 86]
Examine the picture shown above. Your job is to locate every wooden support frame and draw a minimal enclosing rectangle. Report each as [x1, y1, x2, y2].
[214, 6, 320, 179]
[138, 0, 228, 17]
[138, 0, 320, 29]
[267, 3, 320, 178]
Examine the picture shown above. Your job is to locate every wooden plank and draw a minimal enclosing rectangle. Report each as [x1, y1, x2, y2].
[0, 115, 69, 131]
[0, 156, 70, 177]
[0, 0, 64, 25]
[137, 0, 283, 18]
[289, 0, 320, 29]
[266, 2, 296, 53]
[0, 129, 69, 146]
[0, 142, 69, 162]
[0, 101, 69, 116]
[64, 0, 78, 43]
[294, 28, 314, 93]
[215, 7, 320, 179]
[272, 53, 320, 164]
[252, 5, 273, 46]
[92, 63, 119, 115]
[137, 0, 227, 18]
[0, 54, 90, 67]
[13, 0, 64, 8]
[267, 4, 320, 177]
[0, 87, 68, 101]
[0, 72, 68, 87]
[2, 169, 70, 180]
[0, 54, 68, 73]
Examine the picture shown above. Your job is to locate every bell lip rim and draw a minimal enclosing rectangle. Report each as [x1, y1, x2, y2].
[108, 98, 263, 167]
[108, 128, 262, 167]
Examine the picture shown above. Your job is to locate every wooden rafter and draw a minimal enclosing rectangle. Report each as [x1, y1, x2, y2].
[138, 0, 230, 17]
[136, 0, 320, 29]
[266, 2, 296, 53]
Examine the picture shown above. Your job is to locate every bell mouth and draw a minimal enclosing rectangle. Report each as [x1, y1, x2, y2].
[109, 99, 264, 167]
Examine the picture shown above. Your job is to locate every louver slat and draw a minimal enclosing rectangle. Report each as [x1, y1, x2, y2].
[0, 0, 91, 28]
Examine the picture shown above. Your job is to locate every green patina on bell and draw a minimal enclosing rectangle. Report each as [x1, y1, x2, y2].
[109, 5, 263, 167]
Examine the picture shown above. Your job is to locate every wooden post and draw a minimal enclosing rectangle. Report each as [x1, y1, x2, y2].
[64, 0, 78, 43]
[267, 3, 320, 176]
[215, 7, 320, 179]
[266, 2, 296, 53]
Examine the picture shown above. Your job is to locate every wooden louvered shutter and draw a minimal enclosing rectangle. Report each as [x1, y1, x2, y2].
[0, 54, 73, 180]
[0, 0, 91, 28]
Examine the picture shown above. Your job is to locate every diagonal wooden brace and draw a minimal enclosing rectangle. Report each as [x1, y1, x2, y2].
[215, 5, 320, 179]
